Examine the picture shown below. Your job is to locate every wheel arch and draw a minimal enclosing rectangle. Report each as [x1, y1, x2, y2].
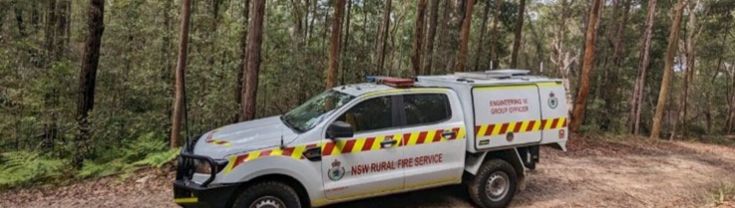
[464, 148, 525, 182]
[230, 173, 312, 208]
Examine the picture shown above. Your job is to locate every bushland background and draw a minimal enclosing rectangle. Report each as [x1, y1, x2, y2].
[1, 0, 735, 204]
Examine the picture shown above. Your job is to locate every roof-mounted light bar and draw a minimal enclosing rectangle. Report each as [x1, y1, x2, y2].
[366, 76, 414, 88]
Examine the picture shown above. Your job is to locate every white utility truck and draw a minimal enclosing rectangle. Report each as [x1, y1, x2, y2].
[174, 69, 568, 208]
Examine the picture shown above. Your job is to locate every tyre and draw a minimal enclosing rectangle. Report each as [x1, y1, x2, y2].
[467, 159, 518, 208]
[232, 181, 302, 208]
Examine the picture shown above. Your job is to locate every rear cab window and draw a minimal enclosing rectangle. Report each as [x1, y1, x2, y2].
[402, 93, 452, 126]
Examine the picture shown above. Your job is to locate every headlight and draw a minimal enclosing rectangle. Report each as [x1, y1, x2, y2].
[192, 158, 228, 174]
[193, 159, 213, 174]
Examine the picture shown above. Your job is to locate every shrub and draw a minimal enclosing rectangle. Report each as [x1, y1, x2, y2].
[0, 151, 68, 189]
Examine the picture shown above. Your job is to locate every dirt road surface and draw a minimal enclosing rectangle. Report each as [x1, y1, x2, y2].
[2, 136, 734, 208]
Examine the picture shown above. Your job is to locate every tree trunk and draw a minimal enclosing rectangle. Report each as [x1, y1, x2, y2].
[240, 0, 266, 121]
[473, 1, 491, 71]
[435, 0, 451, 74]
[42, 0, 58, 150]
[729, 61, 735, 133]
[455, 0, 475, 72]
[630, 0, 658, 135]
[326, 0, 345, 89]
[13, 3, 26, 37]
[0, 1, 9, 39]
[75, 0, 105, 166]
[340, 0, 352, 84]
[569, 0, 603, 133]
[598, 0, 631, 130]
[423, 0, 440, 74]
[650, 0, 686, 139]
[509, 0, 525, 68]
[411, 0, 428, 76]
[170, 0, 191, 148]
[235, 0, 250, 122]
[678, 1, 699, 137]
[55, 0, 69, 58]
[376, 0, 392, 75]
[489, 0, 502, 69]
[45, 0, 57, 63]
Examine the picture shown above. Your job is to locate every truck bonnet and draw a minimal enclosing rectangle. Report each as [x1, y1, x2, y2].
[192, 116, 299, 158]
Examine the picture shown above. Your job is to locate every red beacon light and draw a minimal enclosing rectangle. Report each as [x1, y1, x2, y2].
[367, 76, 415, 88]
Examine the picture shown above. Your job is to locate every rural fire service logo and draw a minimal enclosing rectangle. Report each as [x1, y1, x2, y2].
[328, 159, 345, 181]
[548, 92, 559, 109]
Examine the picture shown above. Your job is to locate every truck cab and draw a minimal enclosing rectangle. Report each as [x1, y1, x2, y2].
[174, 70, 568, 208]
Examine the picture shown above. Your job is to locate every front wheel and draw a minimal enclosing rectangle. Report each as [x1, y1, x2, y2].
[467, 159, 518, 208]
[232, 181, 302, 208]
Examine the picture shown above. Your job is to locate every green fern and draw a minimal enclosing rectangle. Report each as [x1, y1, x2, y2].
[0, 151, 68, 189]
[132, 148, 179, 168]
[77, 133, 178, 178]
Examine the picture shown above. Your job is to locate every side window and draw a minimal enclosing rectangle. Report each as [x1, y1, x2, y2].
[334, 96, 394, 133]
[403, 94, 451, 126]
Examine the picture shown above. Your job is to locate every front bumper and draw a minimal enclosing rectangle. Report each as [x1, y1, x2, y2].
[174, 152, 237, 208]
[173, 180, 238, 208]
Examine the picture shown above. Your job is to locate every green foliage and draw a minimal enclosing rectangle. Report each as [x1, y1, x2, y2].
[78, 133, 179, 178]
[0, 151, 68, 189]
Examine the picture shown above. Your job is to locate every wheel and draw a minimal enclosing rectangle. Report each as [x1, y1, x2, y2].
[232, 181, 302, 208]
[467, 159, 518, 208]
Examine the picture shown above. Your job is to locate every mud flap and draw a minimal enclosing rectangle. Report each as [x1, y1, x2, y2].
[517, 146, 539, 170]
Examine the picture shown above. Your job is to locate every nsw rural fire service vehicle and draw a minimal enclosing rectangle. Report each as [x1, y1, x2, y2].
[174, 69, 568, 208]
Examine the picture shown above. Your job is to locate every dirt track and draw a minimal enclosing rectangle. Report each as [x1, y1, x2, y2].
[2, 136, 734, 208]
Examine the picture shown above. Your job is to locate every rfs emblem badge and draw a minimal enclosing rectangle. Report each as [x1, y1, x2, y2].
[548, 92, 559, 109]
[328, 159, 345, 181]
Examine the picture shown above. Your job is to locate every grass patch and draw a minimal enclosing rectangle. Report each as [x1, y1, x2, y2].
[685, 135, 735, 147]
[711, 183, 735, 207]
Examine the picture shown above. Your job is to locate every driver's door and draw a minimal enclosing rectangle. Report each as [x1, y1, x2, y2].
[321, 95, 405, 200]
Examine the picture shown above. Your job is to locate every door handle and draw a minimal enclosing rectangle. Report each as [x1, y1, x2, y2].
[380, 139, 398, 148]
[442, 130, 456, 140]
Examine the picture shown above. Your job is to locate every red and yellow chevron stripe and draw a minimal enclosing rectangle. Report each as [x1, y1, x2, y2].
[222, 127, 466, 174]
[474, 117, 567, 137]
[321, 127, 466, 156]
[204, 130, 232, 147]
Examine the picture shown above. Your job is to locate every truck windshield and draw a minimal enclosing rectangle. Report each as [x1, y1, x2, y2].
[282, 90, 354, 132]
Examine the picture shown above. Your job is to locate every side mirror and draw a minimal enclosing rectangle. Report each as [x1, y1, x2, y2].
[327, 121, 354, 139]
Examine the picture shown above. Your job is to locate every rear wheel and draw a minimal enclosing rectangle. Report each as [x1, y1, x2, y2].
[467, 159, 518, 208]
[232, 181, 302, 208]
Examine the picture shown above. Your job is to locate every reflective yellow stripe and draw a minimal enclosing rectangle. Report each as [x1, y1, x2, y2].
[519, 121, 530, 132]
[353, 137, 366, 151]
[407, 131, 420, 146]
[506, 122, 517, 134]
[292, 145, 305, 159]
[174, 197, 198, 204]
[477, 125, 489, 137]
[544, 119, 554, 130]
[223, 155, 236, 173]
[426, 130, 437, 142]
[270, 148, 283, 156]
[491, 123, 503, 135]
[457, 127, 466, 139]
[532, 119, 542, 131]
[556, 118, 566, 128]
